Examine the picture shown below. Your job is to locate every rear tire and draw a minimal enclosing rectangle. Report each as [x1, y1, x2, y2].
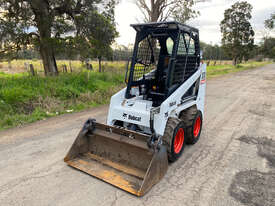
[163, 118, 186, 162]
[180, 107, 203, 145]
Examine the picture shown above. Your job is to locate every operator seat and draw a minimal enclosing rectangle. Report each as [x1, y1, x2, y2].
[147, 55, 170, 107]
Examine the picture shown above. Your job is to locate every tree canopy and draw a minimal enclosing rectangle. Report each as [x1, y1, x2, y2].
[260, 37, 275, 60]
[220, 1, 254, 65]
[265, 12, 275, 30]
[0, 0, 118, 75]
[135, 0, 208, 23]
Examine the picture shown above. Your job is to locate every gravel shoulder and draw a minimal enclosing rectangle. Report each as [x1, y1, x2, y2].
[0, 64, 275, 206]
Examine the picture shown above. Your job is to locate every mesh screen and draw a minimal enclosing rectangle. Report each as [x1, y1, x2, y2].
[177, 34, 187, 55]
[171, 33, 197, 85]
[133, 36, 160, 81]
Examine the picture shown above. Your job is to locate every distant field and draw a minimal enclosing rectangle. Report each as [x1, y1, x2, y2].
[0, 59, 235, 74]
[0, 60, 271, 131]
[206, 61, 271, 78]
[0, 60, 126, 74]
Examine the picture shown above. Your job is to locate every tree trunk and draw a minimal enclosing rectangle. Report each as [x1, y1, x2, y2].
[150, 0, 160, 22]
[30, 0, 58, 76]
[98, 56, 102, 72]
[39, 41, 58, 76]
[233, 57, 237, 65]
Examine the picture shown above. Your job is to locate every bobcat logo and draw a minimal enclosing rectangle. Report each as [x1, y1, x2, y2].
[128, 115, 141, 122]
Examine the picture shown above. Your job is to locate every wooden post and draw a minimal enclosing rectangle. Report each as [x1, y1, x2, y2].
[86, 63, 93, 81]
[62, 65, 68, 73]
[86, 62, 93, 71]
[29, 64, 35, 76]
[87, 62, 93, 71]
[69, 60, 73, 73]
[98, 57, 102, 72]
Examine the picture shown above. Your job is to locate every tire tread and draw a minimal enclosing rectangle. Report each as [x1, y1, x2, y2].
[163, 117, 181, 161]
[180, 106, 202, 144]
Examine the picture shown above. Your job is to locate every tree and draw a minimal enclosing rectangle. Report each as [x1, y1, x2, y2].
[76, 10, 118, 72]
[260, 37, 275, 60]
[220, 1, 254, 65]
[135, 0, 208, 23]
[265, 12, 275, 30]
[200, 42, 230, 61]
[0, 0, 117, 75]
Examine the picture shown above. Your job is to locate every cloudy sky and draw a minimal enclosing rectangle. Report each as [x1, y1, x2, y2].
[114, 0, 275, 46]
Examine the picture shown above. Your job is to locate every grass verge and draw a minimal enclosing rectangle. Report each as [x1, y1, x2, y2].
[0, 71, 124, 130]
[206, 61, 271, 78]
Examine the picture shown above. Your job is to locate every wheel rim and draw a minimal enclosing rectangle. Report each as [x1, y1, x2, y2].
[174, 128, 184, 154]
[193, 116, 201, 138]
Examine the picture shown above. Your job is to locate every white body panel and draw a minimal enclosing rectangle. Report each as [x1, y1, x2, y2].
[107, 63, 207, 136]
[107, 90, 152, 127]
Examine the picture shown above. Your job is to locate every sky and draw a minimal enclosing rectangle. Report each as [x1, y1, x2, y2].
[114, 0, 275, 46]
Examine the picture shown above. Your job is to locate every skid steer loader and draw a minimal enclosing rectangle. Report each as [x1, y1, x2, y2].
[64, 21, 206, 196]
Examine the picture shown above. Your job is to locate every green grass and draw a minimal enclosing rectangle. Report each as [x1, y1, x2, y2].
[0, 71, 124, 130]
[206, 61, 270, 78]
[0, 60, 271, 131]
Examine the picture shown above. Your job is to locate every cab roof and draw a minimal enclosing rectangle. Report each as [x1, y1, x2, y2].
[130, 21, 199, 34]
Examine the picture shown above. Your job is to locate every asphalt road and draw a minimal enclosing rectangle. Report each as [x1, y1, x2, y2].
[0, 64, 275, 206]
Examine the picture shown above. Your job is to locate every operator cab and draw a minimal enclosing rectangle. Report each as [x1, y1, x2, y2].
[125, 21, 201, 107]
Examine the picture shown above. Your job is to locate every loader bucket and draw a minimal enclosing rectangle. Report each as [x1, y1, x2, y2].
[64, 119, 168, 196]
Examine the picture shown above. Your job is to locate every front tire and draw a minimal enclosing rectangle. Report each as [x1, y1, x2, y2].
[163, 118, 186, 162]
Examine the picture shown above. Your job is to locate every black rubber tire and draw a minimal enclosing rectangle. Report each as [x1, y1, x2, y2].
[163, 118, 186, 162]
[181, 108, 203, 145]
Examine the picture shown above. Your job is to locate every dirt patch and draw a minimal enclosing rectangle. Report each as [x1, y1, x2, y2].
[257, 137, 275, 168]
[230, 136, 275, 205]
[238, 136, 275, 167]
[237, 135, 259, 145]
[263, 76, 275, 81]
[248, 109, 264, 117]
[229, 170, 275, 206]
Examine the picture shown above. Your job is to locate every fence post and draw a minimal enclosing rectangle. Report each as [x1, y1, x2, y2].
[62, 64, 68, 73]
[29, 64, 35, 76]
[86, 62, 93, 71]
[69, 60, 73, 73]
[86, 63, 93, 81]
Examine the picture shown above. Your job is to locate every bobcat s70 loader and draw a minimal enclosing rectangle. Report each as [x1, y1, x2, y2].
[64, 21, 206, 196]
